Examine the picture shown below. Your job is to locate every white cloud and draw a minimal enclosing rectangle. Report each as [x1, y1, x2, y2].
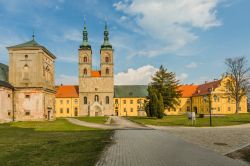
[115, 65, 158, 85]
[113, 0, 222, 56]
[177, 73, 189, 82]
[57, 55, 78, 63]
[56, 74, 78, 85]
[194, 76, 209, 84]
[186, 62, 198, 69]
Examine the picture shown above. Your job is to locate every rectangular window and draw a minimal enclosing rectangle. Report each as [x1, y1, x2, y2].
[218, 107, 220, 112]
[124, 108, 126, 112]
[8, 94, 11, 98]
[228, 107, 231, 111]
[187, 106, 190, 112]
[123, 100, 126, 104]
[228, 97, 231, 103]
[131, 108, 133, 112]
[67, 100, 69, 104]
[8, 111, 11, 116]
[25, 94, 30, 98]
[137, 99, 141, 104]
[130, 100, 133, 104]
[67, 108, 69, 114]
[74, 99, 78, 104]
[115, 99, 118, 104]
[60, 100, 63, 104]
[60, 108, 63, 113]
[25, 110, 30, 116]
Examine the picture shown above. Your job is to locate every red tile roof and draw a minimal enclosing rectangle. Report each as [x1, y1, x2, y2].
[178, 85, 198, 98]
[91, 70, 101, 77]
[193, 80, 222, 96]
[55, 85, 79, 98]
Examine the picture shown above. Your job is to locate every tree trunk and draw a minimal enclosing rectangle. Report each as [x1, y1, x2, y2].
[235, 101, 239, 114]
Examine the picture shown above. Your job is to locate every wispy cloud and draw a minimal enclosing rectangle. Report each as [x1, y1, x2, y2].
[113, 0, 222, 57]
[56, 74, 78, 85]
[186, 62, 198, 69]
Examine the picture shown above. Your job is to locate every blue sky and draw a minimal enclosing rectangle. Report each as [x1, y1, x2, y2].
[0, 0, 249, 85]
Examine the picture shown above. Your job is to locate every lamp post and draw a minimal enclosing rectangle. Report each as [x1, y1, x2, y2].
[203, 95, 212, 126]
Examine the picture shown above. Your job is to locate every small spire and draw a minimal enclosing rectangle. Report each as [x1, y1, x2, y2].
[84, 15, 86, 30]
[101, 20, 112, 49]
[80, 16, 91, 49]
[32, 31, 35, 41]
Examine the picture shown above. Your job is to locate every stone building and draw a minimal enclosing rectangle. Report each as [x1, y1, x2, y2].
[78, 21, 114, 116]
[6, 36, 56, 121]
[0, 63, 14, 122]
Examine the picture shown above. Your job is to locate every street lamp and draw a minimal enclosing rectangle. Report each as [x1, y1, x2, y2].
[203, 94, 212, 126]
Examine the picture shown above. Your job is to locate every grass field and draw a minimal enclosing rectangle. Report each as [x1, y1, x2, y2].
[0, 119, 113, 166]
[127, 113, 250, 127]
[76, 116, 109, 124]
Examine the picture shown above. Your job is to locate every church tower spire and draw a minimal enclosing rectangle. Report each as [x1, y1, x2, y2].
[80, 18, 91, 49]
[101, 21, 112, 49]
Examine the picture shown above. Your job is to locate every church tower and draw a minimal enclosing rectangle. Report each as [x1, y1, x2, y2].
[100, 22, 114, 77]
[79, 20, 92, 78]
[78, 20, 114, 117]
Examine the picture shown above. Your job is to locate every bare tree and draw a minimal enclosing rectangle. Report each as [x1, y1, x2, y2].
[225, 56, 250, 113]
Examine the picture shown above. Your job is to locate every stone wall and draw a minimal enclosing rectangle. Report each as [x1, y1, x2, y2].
[0, 87, 13, 122]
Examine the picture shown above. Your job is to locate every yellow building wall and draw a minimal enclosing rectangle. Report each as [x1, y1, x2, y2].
[55, 98, 79, 117]
[114, 98, 146, 116]
[165, 97, 192, 115]
[192, 77, 248, 115]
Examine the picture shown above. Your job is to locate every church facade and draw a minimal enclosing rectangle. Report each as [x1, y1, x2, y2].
[78, 22, 114, 116]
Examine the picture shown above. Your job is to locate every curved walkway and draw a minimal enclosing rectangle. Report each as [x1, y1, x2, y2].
[66, 116, 148, 130]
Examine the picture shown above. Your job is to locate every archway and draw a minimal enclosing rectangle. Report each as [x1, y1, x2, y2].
[93, 105, 102, 116]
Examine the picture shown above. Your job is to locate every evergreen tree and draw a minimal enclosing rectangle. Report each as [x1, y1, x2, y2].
[157, 93, 164, 119]
[150, 65, 181, 109]
[145, 65, 181, 118]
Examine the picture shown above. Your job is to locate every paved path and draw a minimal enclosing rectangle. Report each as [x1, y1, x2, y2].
[96, 129, 247, 166]
[66, 116, 147, 130]
[66, 118, 114, 129]
[149, 125, 250, 155]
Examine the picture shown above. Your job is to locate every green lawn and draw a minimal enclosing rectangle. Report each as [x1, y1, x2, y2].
[127, 113, 250, 127]
[0, 119, 113, 166]
[76, 116, 109, 124]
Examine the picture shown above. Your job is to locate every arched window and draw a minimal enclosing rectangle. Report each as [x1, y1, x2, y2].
[23, 64, 29, 80]
[94, 95, 99, 102]
[83, 56, 88, 62]
[83, 68, 87, 75]
[84, 97, 87, 104]
[106, 96, 109, 104]
[106, 68, 109, 75]
[105, 56, 109, 63]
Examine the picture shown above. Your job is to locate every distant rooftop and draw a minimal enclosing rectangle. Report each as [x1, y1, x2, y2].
[114, 85, 148, 98]
[7, 38, 56, 59]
